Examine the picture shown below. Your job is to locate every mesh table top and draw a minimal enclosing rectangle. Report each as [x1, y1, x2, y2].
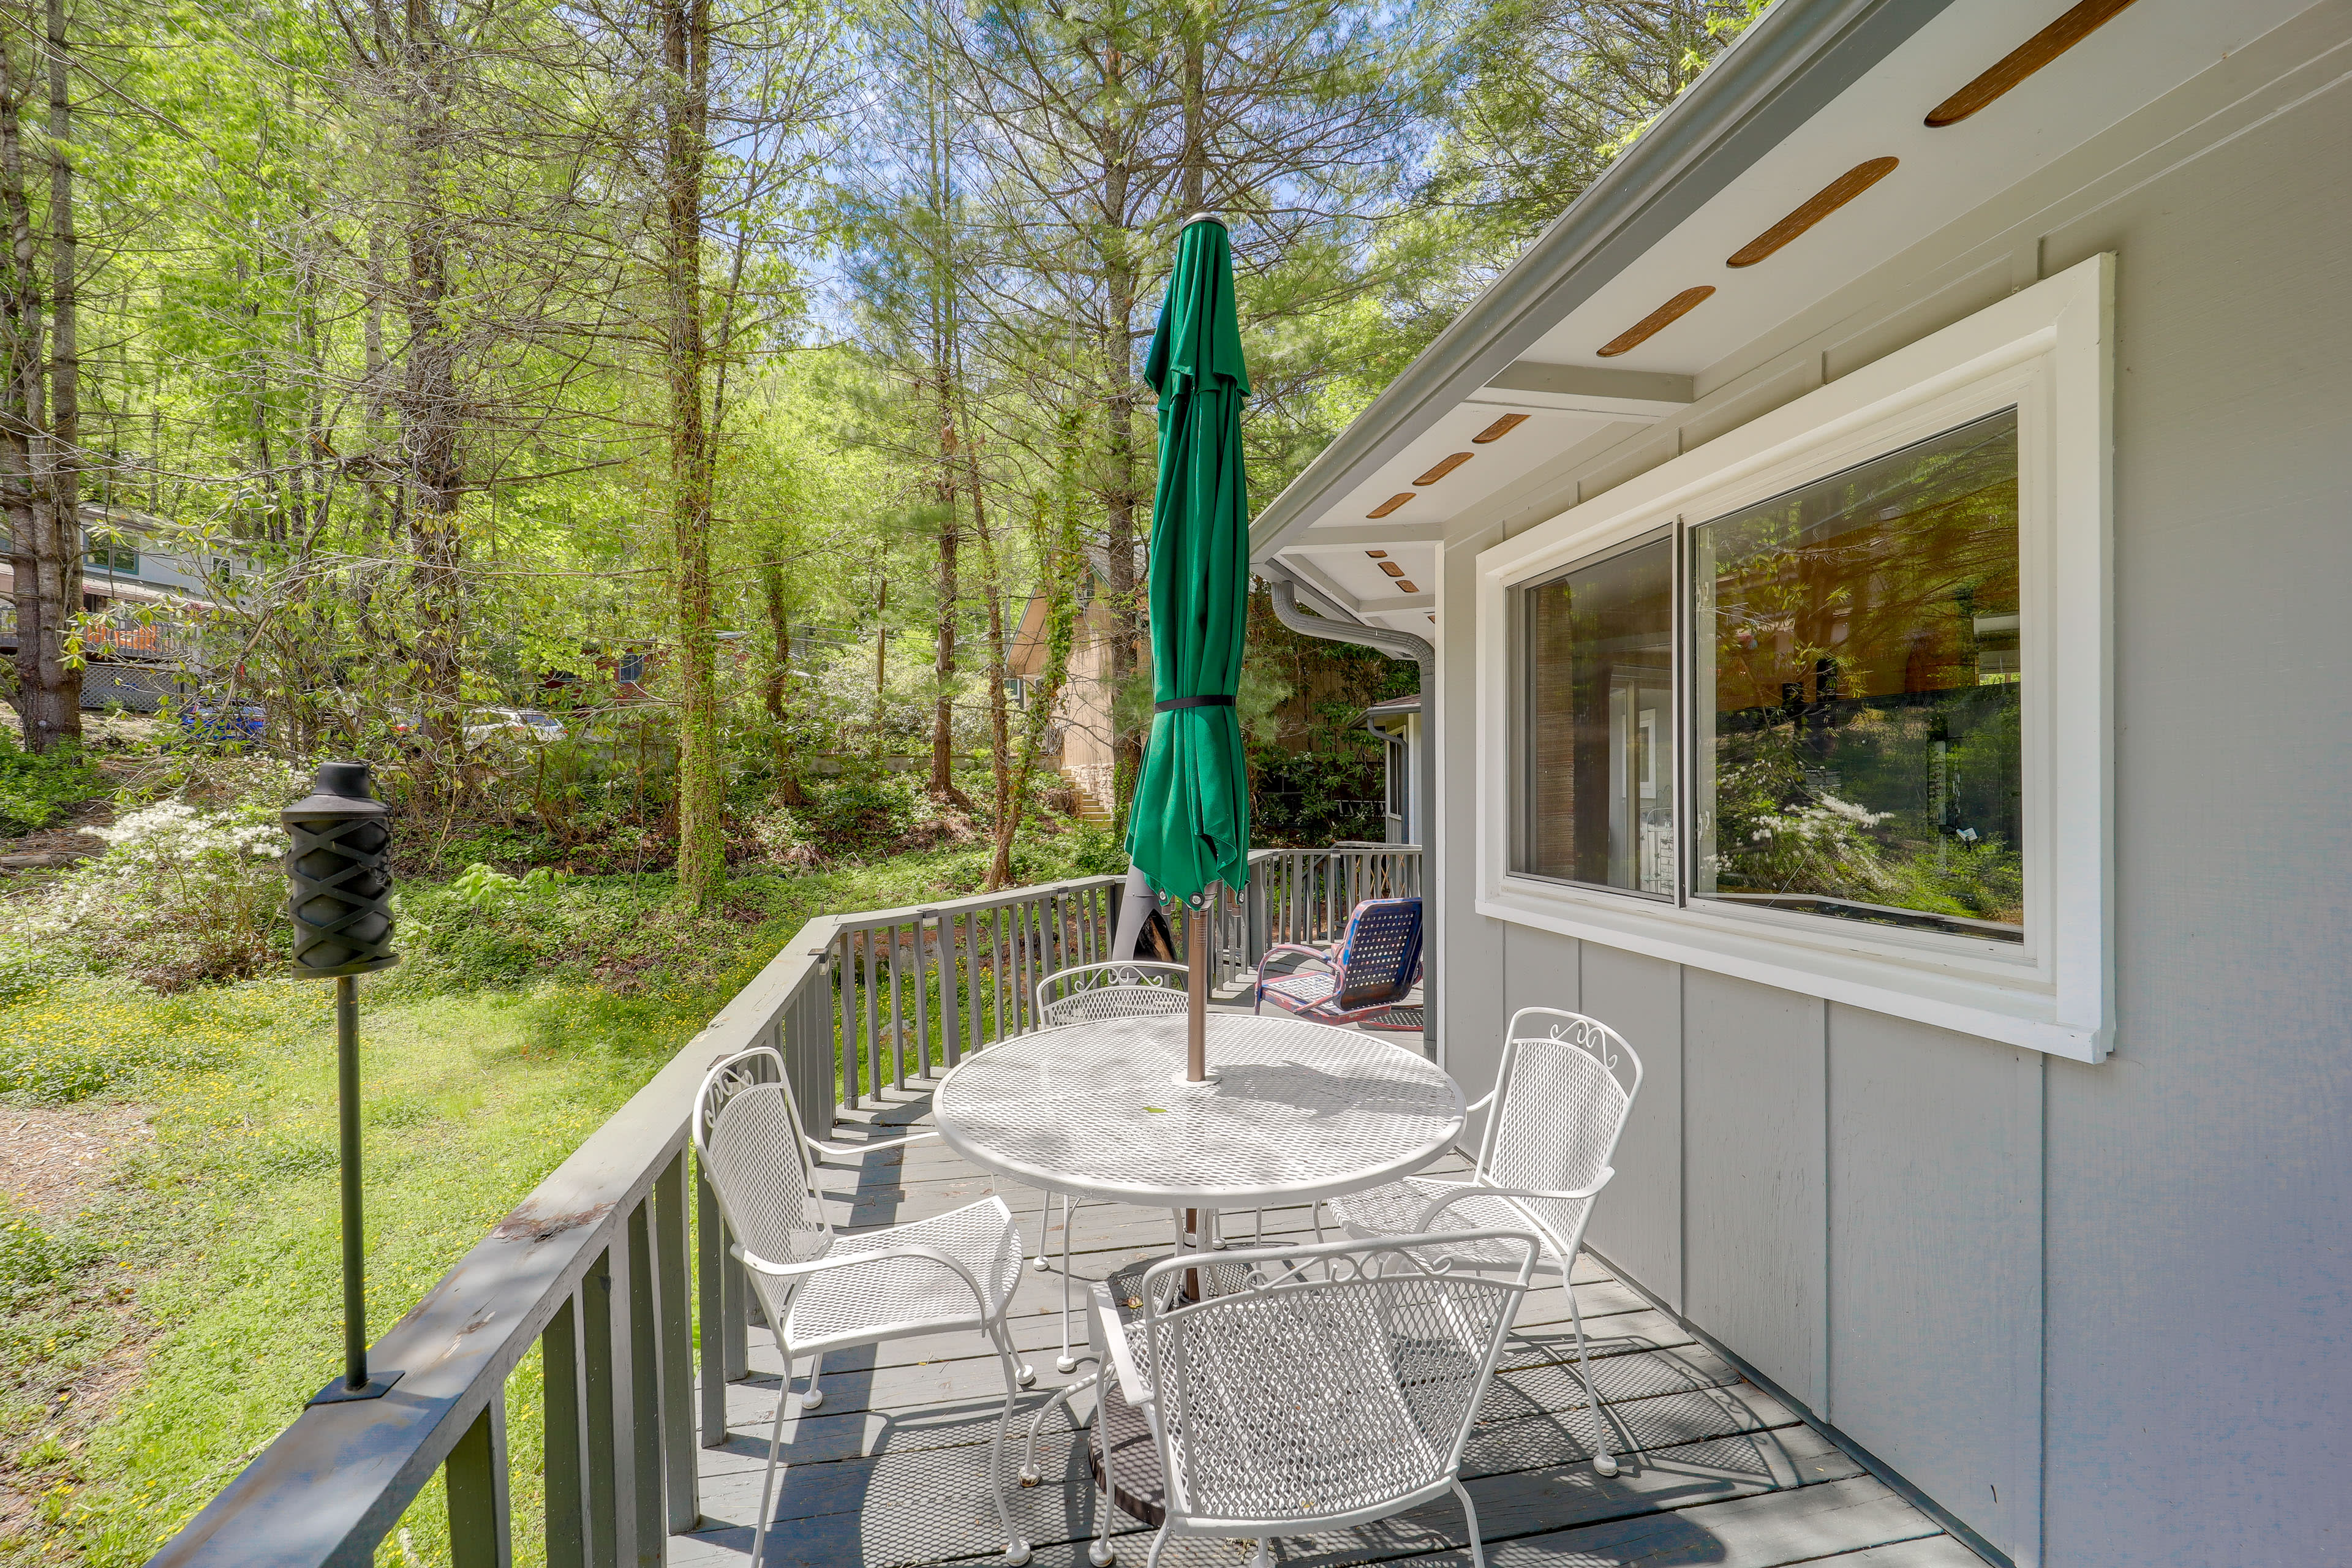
[933, 1014, 1464, 1207]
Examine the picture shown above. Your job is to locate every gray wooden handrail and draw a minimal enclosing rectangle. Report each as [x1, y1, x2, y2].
[143, 852, 1412, 1567]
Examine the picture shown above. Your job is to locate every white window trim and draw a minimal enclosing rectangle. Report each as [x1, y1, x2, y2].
[1474, 254, 2112, 1063]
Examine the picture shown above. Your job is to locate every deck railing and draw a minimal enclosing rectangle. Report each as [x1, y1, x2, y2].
[148, 845, 1418, 1568]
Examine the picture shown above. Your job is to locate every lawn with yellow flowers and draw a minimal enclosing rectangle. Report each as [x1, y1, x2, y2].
[0, 832, 1126, 1567]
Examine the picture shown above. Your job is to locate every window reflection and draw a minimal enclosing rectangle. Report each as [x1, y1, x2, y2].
[1518, 534, 1675, 894]
[1692, 409, 2023, 941]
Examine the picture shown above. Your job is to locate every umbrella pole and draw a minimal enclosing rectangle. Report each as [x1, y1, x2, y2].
[1186, 904, 1212, 1300]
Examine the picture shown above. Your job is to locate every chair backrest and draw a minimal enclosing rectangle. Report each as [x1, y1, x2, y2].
[1474, 1008, 1642, 1259]
[1330, 897, 1423, 1009]
[1033, 960, 1189, 1028]
[1140, 1232, 1535, 1526]
[692, 1046, 832, 1271]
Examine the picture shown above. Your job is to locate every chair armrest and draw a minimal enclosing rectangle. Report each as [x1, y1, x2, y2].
[1462, 1089, 1494, 1117]
[1254, 943, 1335, 981]
[736, 1237, 1000, 1318]
[1411, 1170, 1615, 1228]
[1085, 1281, 1152, 1405]
[805, 1128, 940, 1163]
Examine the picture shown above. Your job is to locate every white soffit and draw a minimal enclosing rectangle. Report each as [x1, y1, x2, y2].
[1523, 0, 2315, 373]
[1264, 0, 2316, 557]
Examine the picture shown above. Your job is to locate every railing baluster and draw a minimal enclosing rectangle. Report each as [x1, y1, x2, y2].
[832, 931, 853, 1108]
[696, 1159, 727, 1449]
[653, 1155, 697, 1532]
[546, 1291, 589, 1568]
[625, 1204, 664, 1564]
[991, 906, 1009, 1041]
[861, 925, 881, 1102]
[940, 911, 962, 1067]
[446, 1392, 512, 1568]
[913, 915, 933, 1079]
[581, 1248, 624, 1568]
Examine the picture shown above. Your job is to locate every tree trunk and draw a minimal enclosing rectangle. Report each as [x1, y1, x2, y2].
[0, 30, 71, 752]
[394, 1, 465, 763]
[759, 555, 808, 806]
[930, 398, 967, 804]
[38, 0, 75, 747]
[991, 479, 1083, 889]
[965, 456, 1015, 891]
[1100, 218, 1143, 836]
[660, 0, 724, 907]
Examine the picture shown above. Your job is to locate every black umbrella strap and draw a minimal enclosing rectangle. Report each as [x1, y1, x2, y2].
[1154, 695, 1236, 712]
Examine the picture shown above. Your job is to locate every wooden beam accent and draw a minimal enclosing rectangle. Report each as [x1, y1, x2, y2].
[1365, 493, 1413, 518]
[1598, 287, 1714, 359]
[1394, 580, 1420, 594]
[1377, 560, 1406, 578]
[1412, 451, 1474, 486]
[1926, 0, 2143, 127]
[1727, 157, 1899, 268]
[1472, 413, 1528, 444]
[1364, 549, 1387, 559]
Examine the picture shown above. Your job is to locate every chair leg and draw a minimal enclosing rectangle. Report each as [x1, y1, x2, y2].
[1056, 1195, 1085, 1371]
[1088, 1380, 1118, 1566]
[1453, 1478, 1486, 1568]
[749, 1374, 792, 1568]
[985, 1322, 1035, 1565]
[1245, 1539, 1275, 1568]
[799, 1351, 824, 1411]
[1567, 1267, 1618, 1477]
[1020, 1365, 1099, 1485]
[1142, 1523, 1174, 1568]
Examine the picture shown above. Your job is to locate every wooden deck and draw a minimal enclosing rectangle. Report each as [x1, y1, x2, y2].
[671, 1077, 1972, 1568]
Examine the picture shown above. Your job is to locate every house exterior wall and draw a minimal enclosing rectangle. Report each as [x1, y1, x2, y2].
[1438, 26, 2350, 1567]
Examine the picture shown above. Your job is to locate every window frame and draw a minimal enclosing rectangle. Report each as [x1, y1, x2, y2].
[1474, 255, 2111, 1061]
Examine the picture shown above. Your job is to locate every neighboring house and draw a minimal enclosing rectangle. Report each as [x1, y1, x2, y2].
[1, 505, 228, 711]
[1251, 3, 2348, 1564]
[1008, 586, 1120, 822]
[1361, 692, 1420, 845]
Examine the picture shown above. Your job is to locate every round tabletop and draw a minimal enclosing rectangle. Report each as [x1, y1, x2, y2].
[933, 1013, 1464, 1208]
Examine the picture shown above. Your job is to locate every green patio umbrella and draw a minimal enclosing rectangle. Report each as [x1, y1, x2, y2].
[1128, 213, 1252, 1084]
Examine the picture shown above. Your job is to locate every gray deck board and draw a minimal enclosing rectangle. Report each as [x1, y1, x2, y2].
[670, 1096, 1958, 1567]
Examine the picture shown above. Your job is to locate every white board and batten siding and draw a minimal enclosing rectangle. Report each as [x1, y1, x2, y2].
[1436, 15, 2352, 1565]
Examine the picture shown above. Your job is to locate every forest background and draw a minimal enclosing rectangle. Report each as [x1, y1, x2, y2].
[1, 0, 1767, 900]
[0, 2, 1768, 1560]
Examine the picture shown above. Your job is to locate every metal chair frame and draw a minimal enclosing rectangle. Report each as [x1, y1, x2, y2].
[1050, 1231, 1537, 1568]
[693, 1046, 1038, 1567]
[1252, 895, 1423, 1024]
[1322, 1006, 1643, 1475]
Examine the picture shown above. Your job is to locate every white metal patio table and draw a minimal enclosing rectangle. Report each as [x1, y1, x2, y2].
[933, 1012, 1466, 1366]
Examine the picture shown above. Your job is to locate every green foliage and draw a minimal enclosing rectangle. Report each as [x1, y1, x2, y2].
[0, 1204, 93, 1308]
[0, 737, 105, 836]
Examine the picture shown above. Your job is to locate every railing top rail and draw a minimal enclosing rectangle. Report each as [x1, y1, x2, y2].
[823, 872, 1123, 933]
[149, 919, 846, 1568]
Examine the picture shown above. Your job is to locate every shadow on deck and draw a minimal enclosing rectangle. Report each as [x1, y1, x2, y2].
[671, 1083, 1969, 1568]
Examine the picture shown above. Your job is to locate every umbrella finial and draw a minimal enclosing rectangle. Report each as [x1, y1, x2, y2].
[1183, 211, 1224, 229]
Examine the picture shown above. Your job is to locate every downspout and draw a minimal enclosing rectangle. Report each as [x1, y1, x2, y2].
[1264, 568, 1440, 1062]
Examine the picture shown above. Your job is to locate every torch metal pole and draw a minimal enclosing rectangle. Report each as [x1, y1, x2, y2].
[336, 973, 367, 1393]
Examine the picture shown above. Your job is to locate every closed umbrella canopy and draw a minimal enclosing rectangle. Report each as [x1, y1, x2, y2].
[1126, 215, 1253, 905]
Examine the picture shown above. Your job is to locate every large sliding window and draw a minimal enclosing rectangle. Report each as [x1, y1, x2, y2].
[1694, 410, 2022, 941]
[1479, 255, 2112, 1059]
[1512, 410, 2024, 945]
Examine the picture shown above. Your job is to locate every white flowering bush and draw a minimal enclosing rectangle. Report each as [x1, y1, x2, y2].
[4, 759, 300, 989]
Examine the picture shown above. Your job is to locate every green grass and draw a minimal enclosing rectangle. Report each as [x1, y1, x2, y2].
[0, 835, 1123, 1566]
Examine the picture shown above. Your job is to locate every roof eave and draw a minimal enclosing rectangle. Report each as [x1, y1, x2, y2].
[1250, 0, 1961, 562]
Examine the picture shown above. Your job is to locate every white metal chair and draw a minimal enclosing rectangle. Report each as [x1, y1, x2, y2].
[1321, 1006, 1643, 1475]
[1063, 1231, 1538, 1567]
[693, 1046, 1038, 1567]
[1023, 960, 1189, 1370]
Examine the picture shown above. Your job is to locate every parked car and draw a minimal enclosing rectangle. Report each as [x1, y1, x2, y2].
[177, 698, 264, 747]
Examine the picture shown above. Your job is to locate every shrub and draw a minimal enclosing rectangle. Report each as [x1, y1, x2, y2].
[0, 1201, 91, 1306]
[0, 759, 300, 990]
[0, 735, 105, 835]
